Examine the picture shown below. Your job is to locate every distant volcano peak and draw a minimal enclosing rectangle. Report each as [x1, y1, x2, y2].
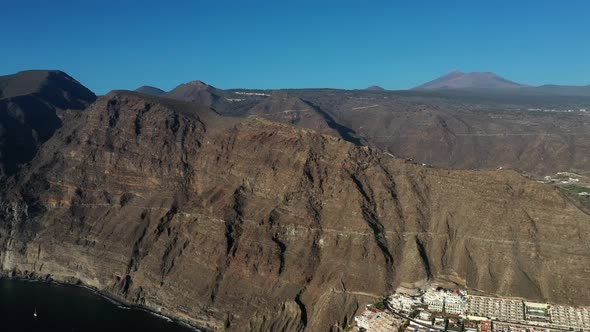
[366, 85, 385, 91]
[187, 80, 210, 88]
[413, 70, 526, 90]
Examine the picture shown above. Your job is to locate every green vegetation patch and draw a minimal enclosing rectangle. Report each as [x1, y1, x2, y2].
[372, 300, 385, 310]
[562, 185, 590, 194]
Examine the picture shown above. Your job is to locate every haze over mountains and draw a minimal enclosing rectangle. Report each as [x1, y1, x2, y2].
[0, 69, 589, 331]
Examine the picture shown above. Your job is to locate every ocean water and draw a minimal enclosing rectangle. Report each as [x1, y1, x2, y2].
[0, 278, 200, 331]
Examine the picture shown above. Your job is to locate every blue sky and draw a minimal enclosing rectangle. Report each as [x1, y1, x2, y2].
[2, 0, 589, 94]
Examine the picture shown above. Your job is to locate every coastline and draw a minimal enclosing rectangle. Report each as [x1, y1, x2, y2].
[0, 274, 212, 332]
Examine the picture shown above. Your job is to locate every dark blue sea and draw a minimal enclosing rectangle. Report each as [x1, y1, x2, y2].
[0, 278, 200, 331]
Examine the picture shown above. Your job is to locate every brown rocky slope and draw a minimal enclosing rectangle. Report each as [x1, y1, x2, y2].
[164, 83, 590, 176]
[289, 89, 590, 176]
[1, 91, 589, 331]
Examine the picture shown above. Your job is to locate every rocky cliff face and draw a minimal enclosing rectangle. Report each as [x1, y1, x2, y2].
[1, 91, 589, 331]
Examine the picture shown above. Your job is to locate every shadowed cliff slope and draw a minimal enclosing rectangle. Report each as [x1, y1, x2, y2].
[0, 70, 96, 178]
[1, 91, 588, 331]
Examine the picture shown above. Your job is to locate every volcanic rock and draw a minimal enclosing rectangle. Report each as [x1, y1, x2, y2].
[1, 91, 588, 331]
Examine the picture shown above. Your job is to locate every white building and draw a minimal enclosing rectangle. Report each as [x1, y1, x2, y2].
[389, 294, 422, 313]
[418, 311, 433, 322]
[466, 295, 524, 322]
[445, 292, 468, 315]
[355, 309, 404, 332]
[423, 289, 445, 312]
[423, 288, 467, 315]
[355, 309, 376, 330]
[549, 305, 590, 330]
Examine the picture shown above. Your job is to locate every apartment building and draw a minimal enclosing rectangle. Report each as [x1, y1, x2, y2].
[549, 305, 590, 330]
[467, 295, 524, 322]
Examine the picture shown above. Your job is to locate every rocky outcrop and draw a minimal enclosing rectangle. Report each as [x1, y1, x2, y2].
[0, 91, 589, 331]
[244, 91, 340, 137]
[163, 80, 232, 113]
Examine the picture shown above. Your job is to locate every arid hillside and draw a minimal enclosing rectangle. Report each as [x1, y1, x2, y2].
[290, 89, 590, 176]
[161, 82, 590, 177]
[1, 91, 588, 331]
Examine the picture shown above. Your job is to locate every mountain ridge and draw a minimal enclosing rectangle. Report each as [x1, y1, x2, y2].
[366, 85, 385, 91]
[135, 85, 166, 96]
[155, 76, 590, 176]
[0, 70, 96, 178]
[0, 90, 588, 331]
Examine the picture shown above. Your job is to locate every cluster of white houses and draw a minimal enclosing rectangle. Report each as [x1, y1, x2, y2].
[388, 288, 468, 315]
[422, 288, 468, 314]
[355, 308, 405, 332]
[370, 288, 590, 332]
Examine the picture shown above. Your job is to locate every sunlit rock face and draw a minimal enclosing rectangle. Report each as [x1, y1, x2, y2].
[1, 91, 588, 331]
